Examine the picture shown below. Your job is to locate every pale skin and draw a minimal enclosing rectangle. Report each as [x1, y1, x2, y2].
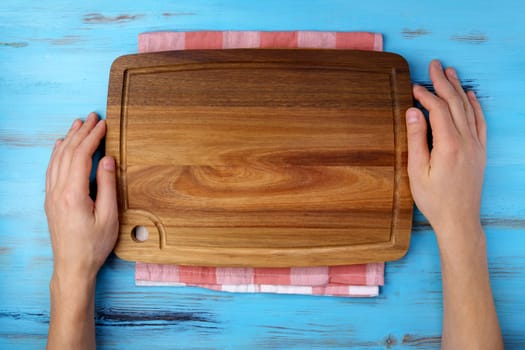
[45, 60, 503, 349]
[45, 113, 118, 349]
[406, 60, 503, 349]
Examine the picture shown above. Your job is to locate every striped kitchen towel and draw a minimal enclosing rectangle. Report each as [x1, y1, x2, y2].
[137, 263, 383, 297]
[135, 31, 385, 297]
[138, 31, 382, 52]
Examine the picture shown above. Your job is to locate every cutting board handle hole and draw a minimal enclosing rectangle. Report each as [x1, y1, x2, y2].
[132, 225, 149, 242]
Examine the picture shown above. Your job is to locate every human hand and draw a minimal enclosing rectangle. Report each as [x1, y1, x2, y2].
[45, 112, 118, 283]
[405, 60, 487, 240]
[406, 61, 503, 350]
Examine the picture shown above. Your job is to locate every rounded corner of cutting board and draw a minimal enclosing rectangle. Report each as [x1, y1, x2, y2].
[109, 53, 139, 73]
[386, 241, 411, 262]
[112, 245, 134, 263]
[384, 51, 410, 67]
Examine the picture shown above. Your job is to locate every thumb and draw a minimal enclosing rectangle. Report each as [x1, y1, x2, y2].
[95, 156, 118, 223]
[406, 107, 430, 179]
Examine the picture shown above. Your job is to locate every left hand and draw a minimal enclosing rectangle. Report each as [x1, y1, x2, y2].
[45, 112, 118, 283]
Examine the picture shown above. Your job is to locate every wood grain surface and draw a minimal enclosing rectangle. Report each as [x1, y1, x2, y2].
[2, 1, 525, 349]
[106, 49, 413, 266]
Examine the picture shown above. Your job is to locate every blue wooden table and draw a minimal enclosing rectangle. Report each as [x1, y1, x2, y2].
[1, 1, 524, 348]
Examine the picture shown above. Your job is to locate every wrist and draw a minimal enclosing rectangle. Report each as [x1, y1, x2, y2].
[50, 270, 96, 304]
[433, 221, 487, 263]
[432, 218, 483, 243]
[52, 259, 99, 285]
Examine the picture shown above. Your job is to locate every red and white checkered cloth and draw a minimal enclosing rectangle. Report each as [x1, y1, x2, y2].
[135, 31, 385, 297]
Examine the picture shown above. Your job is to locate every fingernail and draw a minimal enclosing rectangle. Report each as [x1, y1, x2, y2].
[406, 109, 420, 124]
[433, 60, 442, 70]
[71, 119, 81, 129]
[96, 119, 105, 128]
[103, 157, 115, 171]
[412, 84, 423, 93]
[88, 112, 99, 123]
[449, 67, 458, 79]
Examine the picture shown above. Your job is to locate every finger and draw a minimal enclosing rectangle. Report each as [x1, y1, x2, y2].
[413, 84, 458, 145]
[405, 107, 430, 179]
[445, 67, 477, 139]
[53, 118, 83, 158]
[51, 119, 82, 181]
[468, 91, 487, 149]
[94, 156, 118, 224]
[78, 119, 106, 156]
[65, 112, 99, 149]
[429, 60, 471, 136]
[46, 138, 63, 192]
[57, 113, 99, 186]
[63, 118, 83, 143]
[69, 120, 107, 191]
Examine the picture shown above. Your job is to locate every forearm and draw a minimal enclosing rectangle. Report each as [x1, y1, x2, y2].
[47, 273, 96, 350]
[436, 223, 503, 350]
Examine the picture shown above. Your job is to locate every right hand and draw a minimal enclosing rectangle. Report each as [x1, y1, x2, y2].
[405, 60, 487, 239]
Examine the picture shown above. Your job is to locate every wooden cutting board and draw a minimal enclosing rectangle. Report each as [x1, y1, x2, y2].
[106, 49, 413, 267]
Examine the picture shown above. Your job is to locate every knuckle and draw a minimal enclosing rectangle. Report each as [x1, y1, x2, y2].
[59, 147, 73, 162]
[435, 99, 448, 111]
[72, 150, 90, 167]
[72, 146, 83, 158]
[73, 144, 91, 159]
[442, 140, 461, 156]
[447, 94, 463, 107]
[63, 189, 80, 208]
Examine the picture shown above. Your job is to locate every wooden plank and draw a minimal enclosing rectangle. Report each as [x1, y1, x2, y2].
[0, 0, 524, 349]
